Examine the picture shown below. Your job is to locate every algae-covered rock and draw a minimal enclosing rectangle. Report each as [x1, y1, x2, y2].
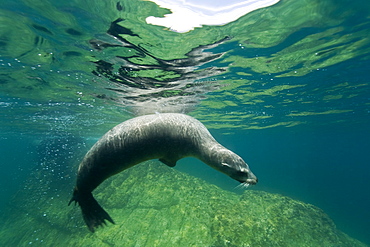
[0, 161, 366, 246]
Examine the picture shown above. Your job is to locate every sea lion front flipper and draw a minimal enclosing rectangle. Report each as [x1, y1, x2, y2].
[159, 158, 177, 167]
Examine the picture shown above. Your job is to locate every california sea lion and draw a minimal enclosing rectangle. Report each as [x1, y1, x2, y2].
[69, 113, 257, 232]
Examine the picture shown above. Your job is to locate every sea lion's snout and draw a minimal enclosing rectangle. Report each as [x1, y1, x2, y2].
[242, 167, 258, 184]
[221, 159, 258, 185]
[235, 169, 258, 185]
[245, 175, 258, 185]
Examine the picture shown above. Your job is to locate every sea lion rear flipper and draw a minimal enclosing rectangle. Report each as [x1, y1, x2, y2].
[69, 189, 114, 232]
[159, 158, 177, 167]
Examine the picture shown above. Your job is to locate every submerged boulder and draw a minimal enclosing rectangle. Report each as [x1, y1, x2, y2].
[0, 161, 366, 246]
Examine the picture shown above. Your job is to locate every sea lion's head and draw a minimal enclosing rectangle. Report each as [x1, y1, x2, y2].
[213, 149, 258, 186]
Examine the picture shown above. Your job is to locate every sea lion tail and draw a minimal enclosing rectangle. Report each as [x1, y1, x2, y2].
[69, 189, 115, 232]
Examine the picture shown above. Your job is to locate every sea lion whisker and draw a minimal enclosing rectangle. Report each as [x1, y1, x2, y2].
[234, 182, 251, 190]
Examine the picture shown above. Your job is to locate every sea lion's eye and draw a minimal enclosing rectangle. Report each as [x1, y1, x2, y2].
[240, 167, 248, 173]
[222, 162, 231, 168]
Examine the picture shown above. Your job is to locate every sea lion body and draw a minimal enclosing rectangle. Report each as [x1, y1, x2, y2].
[69, 113, 257, 232]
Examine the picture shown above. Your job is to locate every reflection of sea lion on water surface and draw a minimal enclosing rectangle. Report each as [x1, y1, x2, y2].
[69, 113, 258, 232]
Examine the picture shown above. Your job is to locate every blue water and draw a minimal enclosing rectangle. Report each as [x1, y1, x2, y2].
[1, 0, 370, 245]
[177, 125, 370, 244]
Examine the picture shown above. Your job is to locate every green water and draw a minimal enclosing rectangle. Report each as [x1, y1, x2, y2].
[1, 0, 370, 246]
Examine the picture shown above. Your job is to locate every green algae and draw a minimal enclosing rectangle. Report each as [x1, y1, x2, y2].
[0, 161, 366, 246]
